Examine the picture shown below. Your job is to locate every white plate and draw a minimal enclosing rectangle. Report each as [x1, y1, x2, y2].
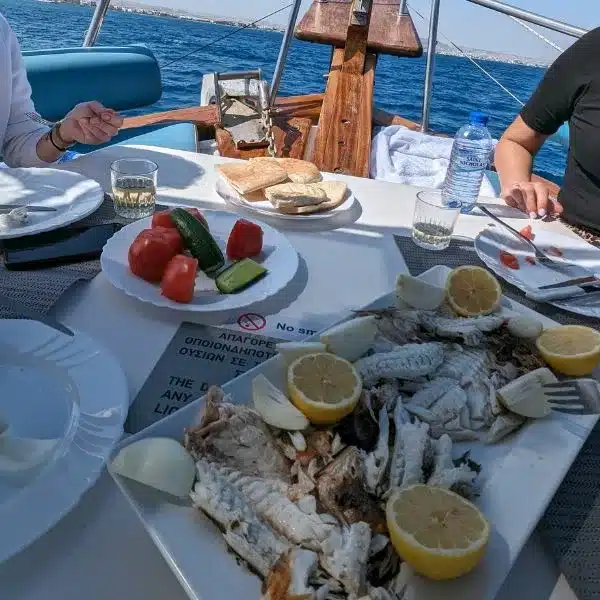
[475, 225, 600, 318]
[0, 320, 128, 564]
[215, 177, 357, 221]
[109, 265, 598, 600]
[0, 168, 104, 239]
[101, 209, 299, 313]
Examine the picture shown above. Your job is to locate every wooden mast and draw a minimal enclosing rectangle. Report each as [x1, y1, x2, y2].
[311, 0, 375, 177]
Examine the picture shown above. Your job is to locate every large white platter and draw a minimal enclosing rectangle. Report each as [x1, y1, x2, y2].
[0, 319, 129, 564]
[109, 265, 598, 600]
[475, 224, 600, 318]
[101, 209, 299, 313]
[0, 168, 104, 240]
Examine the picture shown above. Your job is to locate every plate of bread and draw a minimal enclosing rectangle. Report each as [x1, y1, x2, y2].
[215, 157, 355, 220]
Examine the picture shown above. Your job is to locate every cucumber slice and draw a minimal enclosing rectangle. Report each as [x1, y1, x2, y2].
[216, 259, 267, 294]
[170, 208, 224, 274]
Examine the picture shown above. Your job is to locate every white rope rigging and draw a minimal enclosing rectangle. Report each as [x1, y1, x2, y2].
[508, 16, 564, 53]
[408, 2, 525, 106]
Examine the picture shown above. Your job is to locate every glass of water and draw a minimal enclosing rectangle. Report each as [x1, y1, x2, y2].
[110, 158, 158, 219]
[411, 190, 462, 251]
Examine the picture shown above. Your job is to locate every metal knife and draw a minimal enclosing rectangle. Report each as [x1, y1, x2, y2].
[539, 275, 600, 290]
[0, 204, 57, 212]
[0, 294, 74, 337]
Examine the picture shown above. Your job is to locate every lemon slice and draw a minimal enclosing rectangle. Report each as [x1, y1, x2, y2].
[287, 352, 362, 424]
[276, 341, 327, 366]
[536, 325, 600, 376]
[386, 484, 490, 580]
[446, 266, 502, 317]
[320, 315, 378, 362]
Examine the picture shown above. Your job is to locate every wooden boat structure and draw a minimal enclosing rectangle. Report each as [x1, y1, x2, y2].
[83, 0, 587, 201]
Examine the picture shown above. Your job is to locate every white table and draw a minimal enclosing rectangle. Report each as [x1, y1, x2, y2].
[0, 145, 577, 600]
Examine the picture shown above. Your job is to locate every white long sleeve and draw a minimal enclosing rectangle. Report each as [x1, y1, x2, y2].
[0, 13, 56, 168]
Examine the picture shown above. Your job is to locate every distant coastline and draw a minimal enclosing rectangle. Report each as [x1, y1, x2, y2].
[37, 0, 549, 67]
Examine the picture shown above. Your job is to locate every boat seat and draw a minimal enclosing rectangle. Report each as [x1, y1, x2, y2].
[21, 45, 197, 155]
[23, 45, 162, 121]
[75, 122, 198, 154]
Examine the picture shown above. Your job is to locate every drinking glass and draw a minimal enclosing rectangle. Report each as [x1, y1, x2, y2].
[110, 158, 158, 219]
[411, 190, 462, 251]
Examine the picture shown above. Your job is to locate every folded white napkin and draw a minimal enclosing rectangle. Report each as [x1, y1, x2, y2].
[370, 125, 498, 197]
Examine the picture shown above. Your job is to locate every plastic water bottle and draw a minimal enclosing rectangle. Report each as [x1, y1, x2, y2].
[442, 111, 493, 214]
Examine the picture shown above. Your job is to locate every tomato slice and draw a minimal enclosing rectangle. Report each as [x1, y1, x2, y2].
[161, 254, 198, 303]
[519, 224, 535, 241]
[128, 232, 177, 283]
[226, 219, 264, 260]
[525, 256, 536, 265]
[139, 226, 184, 255]
[499, 250, 520, 270]
[549, 246, 564, 257]
[151, 208, 209, 231]
[152, 210, 177, 229]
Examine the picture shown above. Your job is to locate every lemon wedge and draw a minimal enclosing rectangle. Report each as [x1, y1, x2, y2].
[386, 484, 490, 580]
[287, 352, 362, 425]
[536, 325, 600, 376]
[446, 266, 502, 317]
[320, 315, 378, 362]
[276, 341, 327, 366]
[396, 274, 446, 310]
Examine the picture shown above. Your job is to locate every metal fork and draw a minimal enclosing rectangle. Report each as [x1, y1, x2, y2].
[543, 379, 600, 415]
[477, 205, 596, 279]
[25, 112, 55, 128]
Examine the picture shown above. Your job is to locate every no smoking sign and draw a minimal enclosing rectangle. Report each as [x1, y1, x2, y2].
[237, 313, 267, 331]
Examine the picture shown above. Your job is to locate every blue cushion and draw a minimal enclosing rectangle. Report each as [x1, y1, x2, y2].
[73, 123, 197, 155]
[551, 123, 569, 148]
[23, 45, 162, 122]
[485, 170, 502, 197]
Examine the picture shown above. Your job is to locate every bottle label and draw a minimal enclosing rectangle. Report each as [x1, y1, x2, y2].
[454, 151, 489, 172]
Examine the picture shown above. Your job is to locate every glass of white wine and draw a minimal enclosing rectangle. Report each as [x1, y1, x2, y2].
[411, 190, 462, 251]
[111, 158, 158, 219]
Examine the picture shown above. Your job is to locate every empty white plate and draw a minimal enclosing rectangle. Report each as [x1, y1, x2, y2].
[0, 319, 128, 564]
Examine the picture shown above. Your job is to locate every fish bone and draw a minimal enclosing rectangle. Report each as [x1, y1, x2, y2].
[192, 457, 291, 577]
[320, 522, 372, 599]
[435, 347, 491, 385]
[486, 412, 526, 444]
[364, 407, 390, 494]
[419, 313, 504, 347]
[400, 422, 429, 487]
[354, 343, 444, 386]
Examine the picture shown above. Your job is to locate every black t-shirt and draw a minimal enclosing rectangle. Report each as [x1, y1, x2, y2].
[520, 27, 600, 230]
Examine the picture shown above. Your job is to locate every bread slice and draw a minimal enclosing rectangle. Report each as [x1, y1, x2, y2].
[274, 181, 349, 215]
[317, 181, 348, 207]
[250, 157, 322, 184]
[264, 183, 327, 211]
[217, 161, 287, 194]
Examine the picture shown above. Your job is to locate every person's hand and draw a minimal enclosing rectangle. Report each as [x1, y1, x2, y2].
[59, 101, 123, 145]
[502, 181, 563, 218]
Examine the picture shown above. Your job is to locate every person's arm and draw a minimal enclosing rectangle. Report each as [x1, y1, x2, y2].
[495, 28, 600, 217]
[495, 116, 552, 218]
[0, 16, 58, 167]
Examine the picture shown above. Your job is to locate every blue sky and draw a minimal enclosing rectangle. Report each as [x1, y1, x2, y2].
[137, 0, 599, 59]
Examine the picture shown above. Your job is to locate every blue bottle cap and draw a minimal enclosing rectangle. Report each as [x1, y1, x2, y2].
[470, 111, 489, 126]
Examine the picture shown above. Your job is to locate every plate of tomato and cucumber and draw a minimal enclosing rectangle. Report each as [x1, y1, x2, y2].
[100, 207, 299, 312]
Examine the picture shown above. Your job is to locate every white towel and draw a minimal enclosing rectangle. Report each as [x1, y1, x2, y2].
[370, 125, 498, 197]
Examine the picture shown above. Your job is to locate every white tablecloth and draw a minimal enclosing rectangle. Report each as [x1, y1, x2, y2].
[0, 145, 577, 600]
